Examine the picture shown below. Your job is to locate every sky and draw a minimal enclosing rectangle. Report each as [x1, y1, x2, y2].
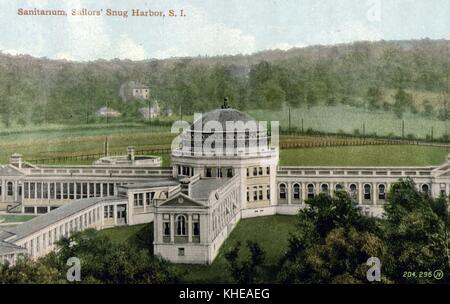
[0, 0, 449, 61]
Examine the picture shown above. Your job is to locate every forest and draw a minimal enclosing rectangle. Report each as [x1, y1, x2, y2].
[0, 39, 449, 127]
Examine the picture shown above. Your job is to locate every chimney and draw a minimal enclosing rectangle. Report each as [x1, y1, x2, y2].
[127, 146, 135, 162]
[10, 153, 23, 168]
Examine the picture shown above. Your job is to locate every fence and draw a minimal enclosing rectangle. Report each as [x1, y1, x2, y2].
[28, 147, 171, 165]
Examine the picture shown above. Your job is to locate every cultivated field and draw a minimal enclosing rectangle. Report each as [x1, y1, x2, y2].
[250, 104, 449, 139]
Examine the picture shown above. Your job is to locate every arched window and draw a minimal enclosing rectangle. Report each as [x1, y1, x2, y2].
[293, 184, 300, 200]
[7, 182, 13, 196]
[307, 184, 315, 199]
[378, 184, 386, 200]
[279, 184, 286, 199]
[349, 184, 357, 199]
[321, 184, 329, 193]
[421, 184, 430, 194]
[364, 184, 371, 200]
[335, 184, 343, 191]
[176, 215, 187, 236]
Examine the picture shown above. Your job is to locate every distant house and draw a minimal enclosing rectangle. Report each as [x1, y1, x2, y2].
[119, 81, 150, 102]
[96, 106, 121, 118]
[139, 100, 161, 120]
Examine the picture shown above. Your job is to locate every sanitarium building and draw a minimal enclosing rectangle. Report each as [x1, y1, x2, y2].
[0, 103, 449, 264]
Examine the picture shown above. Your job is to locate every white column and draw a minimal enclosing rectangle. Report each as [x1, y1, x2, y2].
[287, 183, 292, 205]
[170, 214, 175, 243]
[372, 183, 377, 205]
[113, 204, 117, 225]
[358, 182, 363, 205]
[188, 214, 192, 243]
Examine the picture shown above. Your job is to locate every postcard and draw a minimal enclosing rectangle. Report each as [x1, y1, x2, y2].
[0, 0, 449, 298]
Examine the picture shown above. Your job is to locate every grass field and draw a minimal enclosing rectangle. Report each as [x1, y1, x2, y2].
[97, 215, 297, 283]
[280, 145, 450, 167]
[0, 214, 36, 223]
[250, 104, 449, 139]
[0, 120, 447, 167]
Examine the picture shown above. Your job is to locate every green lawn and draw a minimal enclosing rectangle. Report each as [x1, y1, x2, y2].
[280, 145, 450, 167]
[250, 104, 449, 139]
[98, 215, 297, 283]
[0, 214, 36, 223]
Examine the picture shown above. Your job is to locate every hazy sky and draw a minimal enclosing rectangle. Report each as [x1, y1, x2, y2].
[0, 0, 449, 61]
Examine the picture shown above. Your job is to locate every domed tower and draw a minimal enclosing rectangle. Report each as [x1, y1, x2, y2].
[171, 99, 279, 210]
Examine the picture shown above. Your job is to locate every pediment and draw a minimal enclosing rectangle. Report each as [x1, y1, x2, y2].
[159, 193, 205, 208]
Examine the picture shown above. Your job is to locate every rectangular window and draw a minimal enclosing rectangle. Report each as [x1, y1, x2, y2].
[103, 183, 108, 197]
[89, 183, 95, 197]
[253, 186, 258, 201]
[258, 167, 263, 175]
[37, 183, 42, 199]
[81, 183, 87, 198]
[69, 183, 74, 199]
[259, 186, 263, 200]
[95, 183, 101, 197]
[253, 167, 257, 176]
[178, 248, 185, 256]
[266, 167, 270, 175]
[163, 222, 170, 236]
[50, 183, 55, 199]
[109, 183, 114, 196]
[24, 182, 29, 199]
[56, 183, 62, 199]
[62, 183, 67, 199]
[43, 183, 48, 199]
[30, 183, 35, 199]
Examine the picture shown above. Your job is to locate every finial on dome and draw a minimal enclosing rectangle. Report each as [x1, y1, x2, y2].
[221, 97, 230, 109]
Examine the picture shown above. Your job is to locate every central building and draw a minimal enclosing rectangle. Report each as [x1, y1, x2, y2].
[154, 103, 279, 263]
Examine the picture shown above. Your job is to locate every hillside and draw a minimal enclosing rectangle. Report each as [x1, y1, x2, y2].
[0, 39, 449, 127]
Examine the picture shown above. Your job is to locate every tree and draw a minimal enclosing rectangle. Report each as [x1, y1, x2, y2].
[0, 257, 62, 284]
[278, 191, 383, 283]
[383, 178, 450, 283]
[224, 240, 266, 284]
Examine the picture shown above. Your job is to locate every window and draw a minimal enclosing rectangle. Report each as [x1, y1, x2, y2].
[364, 184, 371, 200]
[30, 183, 35, 199]
[293, 184, 300, 199]
[321, 184, 329, 193]
[246, 168, 249, 177]
[259, 186, 263, 200]
[62, 183, 67, 199]
[192, 214, 200, 236]
[246, 187, 250, 202]
[134, 193, 144, 207]
[335, 184, 343, 191]
[56, 183, 62, 199]
[109, 183, 114, 196]
[258, 167, 263, 175]
[378, 184, 386, 200]
[266, 167, 270, 175]
[253, 186, 258, 201]
[421, 184, 430, 194]
[349, 184, 357, 199]
[227, 169, 233, 178]
[24, 182, 28, 199]
[266, 187, 270, 200]
[253, 167, 257, 176]
[279, 184, 286, 199]
[7, 182, 13, 196]
[146, 192, 155, 205]
[163, 222, 170, 236]
[178, 248, 185, 256]
[69, 183, 74, 199]
[176, 215, 187, 236]
[206, 168, 212, 177]
[307, 184, 315, 199]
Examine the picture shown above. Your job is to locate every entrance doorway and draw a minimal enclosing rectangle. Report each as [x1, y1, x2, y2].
[117, 205, 127, 225]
